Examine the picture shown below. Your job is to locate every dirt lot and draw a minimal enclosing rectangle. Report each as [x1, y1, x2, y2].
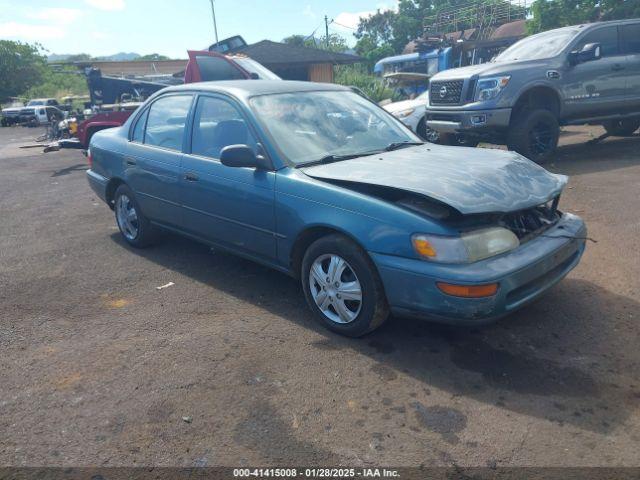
[0, 125, 639, 468]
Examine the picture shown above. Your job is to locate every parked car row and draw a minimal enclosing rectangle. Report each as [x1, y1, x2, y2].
[384, 18, 640, 163]
[1, 98, 66, 127]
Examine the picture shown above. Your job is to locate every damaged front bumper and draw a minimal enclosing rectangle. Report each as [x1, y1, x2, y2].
[371, 213, 586, 325]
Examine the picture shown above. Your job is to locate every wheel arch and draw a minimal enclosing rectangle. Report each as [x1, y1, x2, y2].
[105, 177, 126, 209]
[511, 85, 562, 121]
[289, 225, 369, 280]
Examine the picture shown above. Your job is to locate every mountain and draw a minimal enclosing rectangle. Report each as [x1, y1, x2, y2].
[47, 52, 141, 62]
[97, 52, 141, 61]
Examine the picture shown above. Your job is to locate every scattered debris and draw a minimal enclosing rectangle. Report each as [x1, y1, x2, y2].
[182, 416, 193, 424]
[156, 282, 175, 290]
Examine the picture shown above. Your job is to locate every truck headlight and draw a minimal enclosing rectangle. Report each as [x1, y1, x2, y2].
[475, 76, 510, 102]
[394, 108, 415, 119]
[412, 227, 519, 263]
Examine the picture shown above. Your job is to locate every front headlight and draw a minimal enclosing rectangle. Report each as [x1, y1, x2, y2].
[394, 108, 415, 119]
[412, 227, 519, 263]
[475, 76, 510, 102]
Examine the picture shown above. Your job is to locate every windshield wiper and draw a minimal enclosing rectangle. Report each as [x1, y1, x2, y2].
[383, 141, 425, 151]
[296, 151, 377, 168]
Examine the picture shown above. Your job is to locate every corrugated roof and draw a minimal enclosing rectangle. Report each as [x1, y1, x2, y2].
[231, 40, 361, 66]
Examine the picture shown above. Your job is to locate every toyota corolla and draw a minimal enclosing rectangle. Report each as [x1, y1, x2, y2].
[86, 81, 586, 337]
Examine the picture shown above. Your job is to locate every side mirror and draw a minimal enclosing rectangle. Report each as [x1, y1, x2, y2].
[570, 42, 601, 65]
[220, 144, 269, 169]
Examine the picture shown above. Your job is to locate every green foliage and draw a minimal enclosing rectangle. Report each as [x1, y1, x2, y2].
[334, 64, 394, 103]
[138, 53, 171, 61]
[527, 0, 640, 33]
[25, 66, 88, 99]
[355, 0, 527, 60]
[64, 53, 94, 62]
[283, 33, 348, 53]
[0, 40, 46, 102]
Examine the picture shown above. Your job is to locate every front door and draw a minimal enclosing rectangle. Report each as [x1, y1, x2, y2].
[562, 25, 627, 119]
[125, 93, 193, 228]
[180, 94, 277, 260]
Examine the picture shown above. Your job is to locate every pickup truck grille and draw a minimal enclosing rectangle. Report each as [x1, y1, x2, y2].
[429, 80, 464, 105]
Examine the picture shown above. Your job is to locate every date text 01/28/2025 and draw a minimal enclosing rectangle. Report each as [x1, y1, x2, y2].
[232, 467, 400, 477]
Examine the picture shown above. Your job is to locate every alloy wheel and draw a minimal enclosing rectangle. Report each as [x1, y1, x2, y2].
[115, 194, 139, 241]
[309, 254, 362, 324]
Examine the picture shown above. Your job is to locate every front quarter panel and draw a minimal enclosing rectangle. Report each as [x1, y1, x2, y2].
[274, 168, 455, 270]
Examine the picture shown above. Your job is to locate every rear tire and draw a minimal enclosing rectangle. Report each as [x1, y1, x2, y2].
[507, 108, 559, 164]
[113, 184, 158, 248]
[603, 118, 640, 136]
[301, 234, 389, 337]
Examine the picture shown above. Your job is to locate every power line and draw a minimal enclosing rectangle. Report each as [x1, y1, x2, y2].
[332, 20, 356, 30]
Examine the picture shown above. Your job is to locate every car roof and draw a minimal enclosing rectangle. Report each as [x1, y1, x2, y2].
[160, 80, 350, 100]
[578, 17, 640, 29]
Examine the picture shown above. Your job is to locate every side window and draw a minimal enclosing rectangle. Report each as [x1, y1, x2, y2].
[621, 24, 640, 54]
[191, 96, 258, 159]
[144, 95, 193, 151]
[131, 109, 148, 143]
[195, 56, 246, 81]
[575, 26, 619, 57]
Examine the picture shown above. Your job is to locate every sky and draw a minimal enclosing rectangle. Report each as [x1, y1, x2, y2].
[0, 0, 396, 58]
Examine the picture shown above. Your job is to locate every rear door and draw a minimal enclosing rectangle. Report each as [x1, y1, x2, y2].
[125, 93, 194, 228]
[180, 94, 277, 260]
[620, 22, 640, 111]
[562, 25, 627, 119]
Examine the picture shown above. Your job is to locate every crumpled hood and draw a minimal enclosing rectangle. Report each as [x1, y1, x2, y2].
[302, 144, 567, 215]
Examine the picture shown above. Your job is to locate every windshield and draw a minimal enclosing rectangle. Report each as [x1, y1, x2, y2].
[495, 29, 578, 62]
[233, 57, 281, 80]
[27, 100, 45, 106]
[250, 90, 420, 166]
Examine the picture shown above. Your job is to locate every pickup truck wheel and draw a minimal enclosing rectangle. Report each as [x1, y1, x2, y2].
[417, 118, 440, 143]
[439, 133, 480, 148]
[507, 109, 559, 164]
[603, 118, 640, 136]
[301, 234, 389, 337]
[113, 184, 158, 248]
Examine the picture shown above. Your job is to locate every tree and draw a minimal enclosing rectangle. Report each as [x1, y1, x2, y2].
[527, 0, 640, 33]
[0, 40, 46, 102]
[138, 53, 171, 61]
[354, 0, 528, 60]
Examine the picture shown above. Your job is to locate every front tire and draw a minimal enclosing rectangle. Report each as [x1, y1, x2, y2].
[507, 109, 559, 164]
[113, 184, 157, 248]
[603, 118, 640, 137]
[301, 234, 389, 337]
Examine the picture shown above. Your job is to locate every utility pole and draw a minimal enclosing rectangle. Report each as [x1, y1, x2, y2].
[209, 0, 219, 45]
[325, 15, 330, 48]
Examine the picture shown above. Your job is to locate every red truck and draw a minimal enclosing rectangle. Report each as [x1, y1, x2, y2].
[76, 49, 280, 148]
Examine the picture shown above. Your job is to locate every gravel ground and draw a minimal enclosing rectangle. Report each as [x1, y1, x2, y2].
[0, 125, 639, 468]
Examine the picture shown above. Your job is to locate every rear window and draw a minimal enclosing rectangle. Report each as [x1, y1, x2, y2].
[144, 95, 193, 151]
[195, 56, 246, 81]
[621, 23, 640, 54]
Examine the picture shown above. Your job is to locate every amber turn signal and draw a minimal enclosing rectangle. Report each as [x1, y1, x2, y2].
[412, 237, 437, 257]
[436, 282, 499, 298]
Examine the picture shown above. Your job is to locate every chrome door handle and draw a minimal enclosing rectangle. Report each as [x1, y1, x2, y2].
[184, 172, 199, 182]
[125, 157, 136, 166]
[612, 64, 625, 71]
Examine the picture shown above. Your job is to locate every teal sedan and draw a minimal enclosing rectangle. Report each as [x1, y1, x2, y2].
[87, 81, 586, 337]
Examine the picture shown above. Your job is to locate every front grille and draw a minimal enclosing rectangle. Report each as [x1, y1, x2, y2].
[429, 80, 464, 105]
[499, 198, 560, 243]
